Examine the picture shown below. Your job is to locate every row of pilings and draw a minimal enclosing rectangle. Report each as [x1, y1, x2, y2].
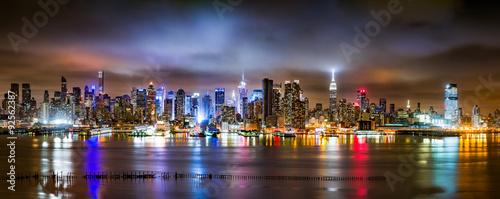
[4, 171, 386, 182]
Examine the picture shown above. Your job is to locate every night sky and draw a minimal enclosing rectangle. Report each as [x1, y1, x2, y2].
[1, 0, 499, 113]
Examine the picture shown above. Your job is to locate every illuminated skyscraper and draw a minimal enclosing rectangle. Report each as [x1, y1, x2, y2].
[185, 94, 192, 115]
[250, 89, 263, 101]
[61, 76, 67, 103]
[146, 83, 157, 123]
[73, 87, 81, 105]
[379, 98, 387, 114]
[472, 105, 481, 128]
[262, 78, 274, 126]
[191, 93, 200, 120]
[136, 88, 147, 123]
[164, 91, 175, 121]
[175, 89, 186, 120]
[201, 93, 212, 121]
[98, 71, 104, 94]
[329, 69, 338, 122]
[283, 80, 305, 129]
[155, 87, 165, 116]
[21, 83, 31, 114]
[41, 90, 50, 124]
[10, 83, 19, 104]
[356, 88, 368, 112]
[237, 72, 248, 115]
[444, 83, 459, 127]
[215, 88, 225, 116]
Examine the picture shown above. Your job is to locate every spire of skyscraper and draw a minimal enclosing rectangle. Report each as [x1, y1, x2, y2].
[98, 70, 104, 94]
[329, 69, 338, 122]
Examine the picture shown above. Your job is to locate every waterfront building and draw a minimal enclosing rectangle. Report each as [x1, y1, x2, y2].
[444, 83, 459, 127]
[263, 78, 274, 127]
[283, 80, 306, 129]
[329, 69, 338, 122]
[164, 91, 175, 121]
[356, 88, 369, 112]
[191, 93, 200, 121]
[98, 71, 104, 94]
[379, 98, 387, 114]
[201, 93, 212, 121]
[215, 88, 225, 116]
[175, 89, 186, 120]
[155, 87, 165, 116]
[61, 77, 67, 103]
[146, 83, 156, 123]
[185, 94, 192, 115]
[472, 105, 481, 128]
[237, 72, 248, 115]
[21, 83, 31, 116]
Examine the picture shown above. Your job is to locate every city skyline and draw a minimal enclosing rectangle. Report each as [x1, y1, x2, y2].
[2, 71, 498, 115]
[1, 1, 500, 113]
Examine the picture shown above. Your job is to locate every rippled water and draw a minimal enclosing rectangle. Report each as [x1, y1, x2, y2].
[1, 133, 500, 198]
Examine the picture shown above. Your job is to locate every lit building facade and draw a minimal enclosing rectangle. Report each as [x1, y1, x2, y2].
[444, 83, 459, 127]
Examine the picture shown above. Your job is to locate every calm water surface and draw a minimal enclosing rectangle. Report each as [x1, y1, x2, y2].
[1, 133, 500, 198]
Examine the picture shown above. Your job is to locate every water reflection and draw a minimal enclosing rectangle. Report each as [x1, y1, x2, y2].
[85, 136, 101, 199]
[3, 133, 499, 198]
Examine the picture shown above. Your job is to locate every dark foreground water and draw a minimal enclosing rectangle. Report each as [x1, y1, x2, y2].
[1, 133, 500, 199]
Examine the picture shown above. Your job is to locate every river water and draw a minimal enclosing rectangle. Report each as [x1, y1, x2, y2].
[1, 133, 499, 198]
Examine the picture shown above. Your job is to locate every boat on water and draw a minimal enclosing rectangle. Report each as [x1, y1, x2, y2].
[273, 128, 296, 137]
[321, 128, 339, 137]
[204, 125, 220, 138]
[238, 130, 260, 137]
[130, 125, 156, 137]
[81, 127, 112, 136]
[354, 130, 384, 135]
[321, 133, 339, 137]
[189, 128, 206, 137]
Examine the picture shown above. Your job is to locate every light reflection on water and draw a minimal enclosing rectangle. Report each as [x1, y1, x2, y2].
[1, 133, 500, 198]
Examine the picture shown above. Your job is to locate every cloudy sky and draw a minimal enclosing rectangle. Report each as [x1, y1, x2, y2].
[1, 0, 499, 113]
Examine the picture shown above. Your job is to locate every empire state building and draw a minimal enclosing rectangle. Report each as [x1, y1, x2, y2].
[329, 69, 338, 122]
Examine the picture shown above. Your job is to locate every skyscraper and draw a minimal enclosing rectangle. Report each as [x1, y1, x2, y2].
[283, 80, 305, 129]
[136, 88, 147, 122]
[175, 89, 186, 120]
[164, 91, 175, 121]
[146, 83, 157, 123]
[21, 83, 31, 114]
[184, 94, 192, 115]
[329, 69, 338, 122]
[10, 83, 19, 104]
[73, 87, 81, 105]
[444, 83, 459, 127]
[98, 71, 104, 94]
[472, 105, 481, 128]
[41, 90, 50, 124]
[201, 93, 212, 121]
[272, 83, 282, 117]
[155, 87, 165, 116]
[61, 76, 67, 103]
[379, 98, 387, 114]
[191, 93, 200, 120]
[237, 72, 248, 115]
[262, 78, 274, 126]
[356, 88, 368, 112]
[215, 88, 225, 116]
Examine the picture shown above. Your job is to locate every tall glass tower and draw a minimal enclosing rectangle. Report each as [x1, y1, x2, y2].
[444, 83, 459, 127]
[238, 72, 248, 115]
[329, 69, 338, 121]
[215, 88, 225, 116]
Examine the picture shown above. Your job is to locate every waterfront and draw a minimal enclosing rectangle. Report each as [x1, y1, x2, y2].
[1, 133, 500, 198]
